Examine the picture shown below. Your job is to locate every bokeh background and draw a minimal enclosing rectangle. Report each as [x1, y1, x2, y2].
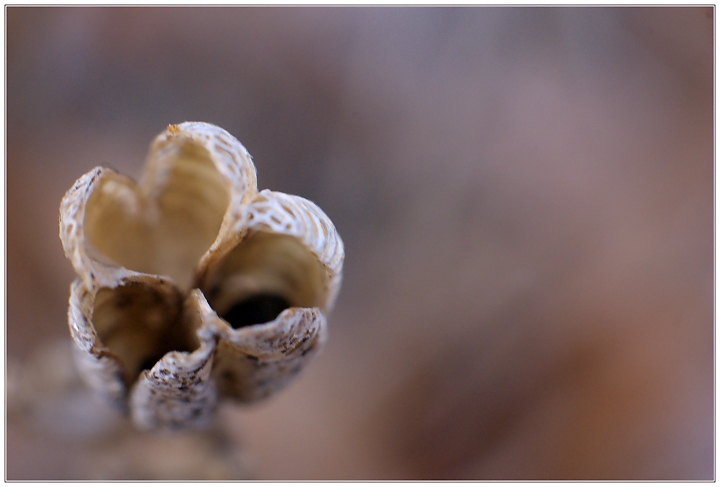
[6, 6, 714, 480]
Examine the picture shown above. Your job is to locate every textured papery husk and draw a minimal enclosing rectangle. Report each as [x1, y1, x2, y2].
[60, 122, 344, 431]
[67, 279, 129, 410]
[195, 188, 342, 403]
[128, 291, 221, 431]
[59, 122, 258, 293]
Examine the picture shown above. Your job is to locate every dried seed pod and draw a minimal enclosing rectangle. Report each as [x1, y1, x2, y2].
[59, 122, 344, 431]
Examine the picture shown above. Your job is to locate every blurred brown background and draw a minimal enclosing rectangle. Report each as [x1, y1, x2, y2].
[6, 6, 714, 480]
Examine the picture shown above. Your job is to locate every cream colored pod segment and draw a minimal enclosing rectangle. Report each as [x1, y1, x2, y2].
[59, 122, 344, 431]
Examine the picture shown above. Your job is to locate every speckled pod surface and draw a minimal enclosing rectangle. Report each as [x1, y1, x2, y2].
[59, 122, 343, 431]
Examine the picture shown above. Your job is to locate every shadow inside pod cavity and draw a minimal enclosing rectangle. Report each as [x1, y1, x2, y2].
[92, 282, 197, 386]
[221, 293, 291, 329]
[201, 231, 327, 329]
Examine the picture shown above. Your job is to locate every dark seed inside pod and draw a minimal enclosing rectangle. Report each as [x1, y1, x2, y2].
[222, 294, 290, 329]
